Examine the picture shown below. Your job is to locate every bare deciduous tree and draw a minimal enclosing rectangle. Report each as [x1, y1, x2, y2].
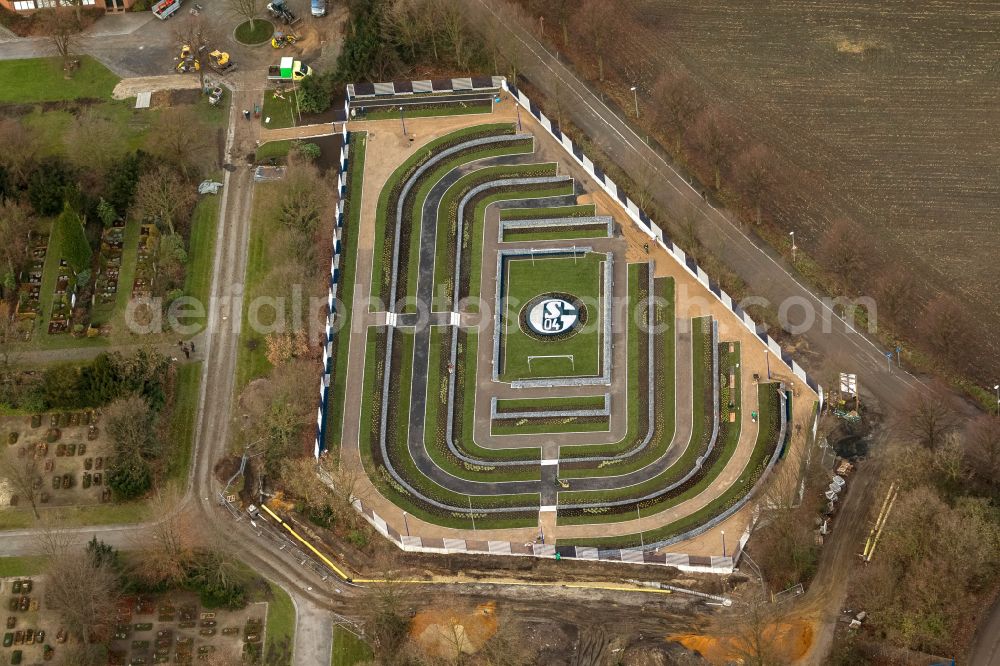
[173, 14, 219, 92]
[918, 293, 973, 369]
[968, 415, 1000, 486]
[652, 71, 703, 154]
[571, 0, 617, 81]
[39, 9, 81, 64]
[226, 0, 259, 30]
[0, 202, 35, 292]
[720, 588, 780, 666]
[128, 490, 198, 589]
[133, 165, 197, 236]
[694, 107, 734, 191]
[819, 218, 865, 283]
[64, 108, 129, 183]
[0, 119, 40, 187]
[734, 144, 773, 225]
[45, 542, 121, 641]
[1, 451, 42, 518]
[899, 386, 958, 452]
[145, 106, 216, 178]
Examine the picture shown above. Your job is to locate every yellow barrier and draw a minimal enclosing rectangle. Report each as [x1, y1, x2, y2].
[260, 504, 353, 581]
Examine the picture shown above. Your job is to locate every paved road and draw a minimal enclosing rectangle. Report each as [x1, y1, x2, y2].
[969, 598, 1000, 666]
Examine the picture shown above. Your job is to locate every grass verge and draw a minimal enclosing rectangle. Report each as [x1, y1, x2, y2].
[165, 362, 203, 480]
[332, 625, 372, 666]
[0, 56, 119, 103]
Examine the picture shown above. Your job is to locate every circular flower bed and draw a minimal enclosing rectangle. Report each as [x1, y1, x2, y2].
[234, 19, 274, 45]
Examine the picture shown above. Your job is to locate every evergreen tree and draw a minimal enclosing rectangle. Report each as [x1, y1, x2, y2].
[55, 201, 92, 276]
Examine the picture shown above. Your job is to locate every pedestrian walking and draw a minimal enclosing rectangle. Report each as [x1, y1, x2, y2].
[243, 109, 251, 121]
[190, 341, 196, 353]
[183, 347, 190, 359]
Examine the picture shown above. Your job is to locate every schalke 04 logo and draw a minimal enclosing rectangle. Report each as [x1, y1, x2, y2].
[527, 298, 579, 335]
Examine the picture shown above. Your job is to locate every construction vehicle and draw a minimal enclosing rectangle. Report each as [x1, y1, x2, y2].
[266, 0, 300, 26]
[267, 57, 311, 82]
[270, 31, 297, 49]
[207, 50, 236, 74]
[175, 44, 200, 73]
[152, 0, 181, 19]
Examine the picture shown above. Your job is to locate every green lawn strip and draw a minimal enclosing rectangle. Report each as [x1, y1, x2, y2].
[502, 226, 609, 243]
[256, 140, 293, 162]
[0, 556, 48, 577]
[557, 265, 644, 466]
[424, 326, 539, 481]
[0, 56, 119, 103]
[260, 582, 295, 665]
[0, 501, 152, 530]
[559, 384, 785, 548]
[559, 276, 676, 477]
[495, 395, 606, 412]
[358, 328, 538, 529]
[365, 102, 493, 120]
[499, 204, 595, 221]
[262, 90, 297, 130]
[165, 362, 203, 481]
[325, 134, 366, 450]
[235, 181, 281, 388]
[557, 328, 738, 526]
[370, 123, 515, 311]
[331, 625, 373, 666]
[182, 189, 222, 331]
[491, 419, 610, 435]
[457, 330, 540, 463]
[400, 140, 534, 314]
[500, 253, 604, 380]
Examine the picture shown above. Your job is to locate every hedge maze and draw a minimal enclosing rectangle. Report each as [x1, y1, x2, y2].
[334, 117, 792, 552]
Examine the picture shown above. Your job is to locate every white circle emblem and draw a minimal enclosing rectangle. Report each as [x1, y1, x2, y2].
[527, 298, 579, 335]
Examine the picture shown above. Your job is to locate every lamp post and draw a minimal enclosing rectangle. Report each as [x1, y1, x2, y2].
[402, 511, 410, 537]
[721, 530, 726, 557]
[765, 349, 771, 380]
[399, 106, 406, 136]
[630, 86, 639, 118]
[515, 102, 522, 132]
[789, 231, 797, 262]
[539, 15, 544, 36]
[994, 384, 999, 416]
[468, 496, 476, 532]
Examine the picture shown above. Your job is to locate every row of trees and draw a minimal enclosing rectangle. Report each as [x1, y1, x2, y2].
[334, 0, 493, 84]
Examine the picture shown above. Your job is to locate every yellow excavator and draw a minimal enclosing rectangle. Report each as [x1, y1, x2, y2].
[175, 44, 200, 73]
[207, 50, 236, 74]
[271, 31, 298, 49]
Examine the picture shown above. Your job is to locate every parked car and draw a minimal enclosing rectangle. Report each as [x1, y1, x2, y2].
[310, 0, 325, 16]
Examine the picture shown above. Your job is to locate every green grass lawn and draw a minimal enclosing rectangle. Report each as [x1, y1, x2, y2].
[325, 134, 366, 450]
[235, 181, 282, 388]
[331, 626, 372, 666]
[499, 204, 596, 220]
[0, 56, 119, 103]
[0, 500, 152, 530]
[262, 90, 298, 130]
[491, 418, 610, 435]
[165, 362, 203, 480]
[501, 224, 609, 243]
[0, 556, 48, 577]
[370, 123, 515, 311]
[262, 582, 295, 666]
[235, 19, 275, 45]
[256, 140, 293, 162]
[183, 189, 222, 332]
[500, 253, 604, 380]
[365, 101, 492, 121]
[495, 395, 606, 412]
[19, 102, 157, 157]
